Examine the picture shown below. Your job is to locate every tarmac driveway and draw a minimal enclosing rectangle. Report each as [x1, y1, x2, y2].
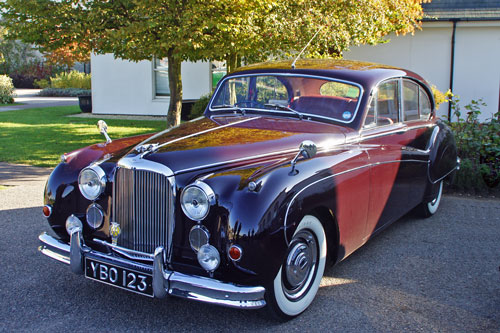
[0, 163, 499, 332]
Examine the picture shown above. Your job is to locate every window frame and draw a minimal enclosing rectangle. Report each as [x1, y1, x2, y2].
[363, 78, 401, 129]
[153, 57, 170, 98]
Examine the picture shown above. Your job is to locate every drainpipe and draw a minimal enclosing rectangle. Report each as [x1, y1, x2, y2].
[448, 19, 458, 121]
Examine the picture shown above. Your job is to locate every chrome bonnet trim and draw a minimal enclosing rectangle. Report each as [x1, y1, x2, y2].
[38, 232, 266, 309]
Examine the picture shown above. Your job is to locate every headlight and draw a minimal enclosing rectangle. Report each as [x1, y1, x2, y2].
[78, 165, 106, 200]
[181, 181, 215, 221]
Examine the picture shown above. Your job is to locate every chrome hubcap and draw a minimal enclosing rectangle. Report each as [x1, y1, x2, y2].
[283, 230, 318, 300]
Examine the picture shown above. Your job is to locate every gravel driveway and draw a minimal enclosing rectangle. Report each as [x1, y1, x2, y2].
[0, 163, 499, 332]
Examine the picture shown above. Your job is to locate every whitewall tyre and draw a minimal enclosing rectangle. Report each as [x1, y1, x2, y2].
[266, 215, 327, 319]
[418, 181, 443, 218]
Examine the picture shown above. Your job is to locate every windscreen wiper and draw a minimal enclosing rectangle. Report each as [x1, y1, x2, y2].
[264, 103, 304, 120]
[211, 104, 247, 116]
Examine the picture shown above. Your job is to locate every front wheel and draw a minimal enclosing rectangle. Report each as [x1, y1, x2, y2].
[417, 180, 443, 218]
[266, 215, 327, 319]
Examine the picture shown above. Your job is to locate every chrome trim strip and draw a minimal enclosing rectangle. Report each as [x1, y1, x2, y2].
[176, 148, 297, 174]
[283, 158, 429, 244]
[156, 116, 260, 151]
[209, 73, 365, 124]
[117, 155, 174, 177]
[38, 232, 266, 309]
[356, 123, 434, 143]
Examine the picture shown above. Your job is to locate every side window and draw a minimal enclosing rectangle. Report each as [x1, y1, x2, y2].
[403, 80, 419, 121]
[376, 80, 400, 126]
[419, 87, 432, 120]
[363, 81, 400, 128]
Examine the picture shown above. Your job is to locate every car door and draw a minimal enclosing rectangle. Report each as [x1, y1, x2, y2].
[360, 78, 429, 239]
[399, 79, 435, 207]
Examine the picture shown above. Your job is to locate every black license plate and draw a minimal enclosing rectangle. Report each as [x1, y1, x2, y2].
[85, 258, 153, 297]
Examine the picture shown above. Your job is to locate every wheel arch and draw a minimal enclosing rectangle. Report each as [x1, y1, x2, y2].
[308, 207, 340, 265]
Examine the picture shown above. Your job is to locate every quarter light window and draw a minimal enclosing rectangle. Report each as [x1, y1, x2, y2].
[419, 87, 432, 120]
[154, 57, 170, 97]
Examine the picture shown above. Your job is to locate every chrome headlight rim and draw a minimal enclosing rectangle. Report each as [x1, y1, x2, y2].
[78, 165, 107, 201]
[180, 181, 216, 221]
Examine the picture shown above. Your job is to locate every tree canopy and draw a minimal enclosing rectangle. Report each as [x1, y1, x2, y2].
[1, 0, 430, 127]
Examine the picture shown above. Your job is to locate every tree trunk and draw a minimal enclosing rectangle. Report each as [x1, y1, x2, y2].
[166, 50, 182, 128]
[226, 53, 238, 74]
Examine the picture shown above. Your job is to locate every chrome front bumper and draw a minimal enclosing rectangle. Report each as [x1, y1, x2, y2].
[38, 231, 266, 309]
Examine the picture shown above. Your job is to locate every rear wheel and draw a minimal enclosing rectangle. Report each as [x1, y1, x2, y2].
[266, 215, 327, 319]
[417, 180, 443, 218]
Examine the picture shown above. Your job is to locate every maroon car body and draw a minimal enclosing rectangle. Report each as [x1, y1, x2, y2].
[39, 59, 458, 319]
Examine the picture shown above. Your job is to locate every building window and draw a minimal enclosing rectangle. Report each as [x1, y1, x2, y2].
[211, 61, 226, 90]
[154, 57, 170, 97]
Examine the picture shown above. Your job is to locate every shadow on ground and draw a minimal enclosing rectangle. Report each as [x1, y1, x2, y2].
[1, 195, 499, 331]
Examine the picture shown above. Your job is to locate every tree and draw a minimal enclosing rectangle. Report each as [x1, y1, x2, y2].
[1, 0, 430, 127]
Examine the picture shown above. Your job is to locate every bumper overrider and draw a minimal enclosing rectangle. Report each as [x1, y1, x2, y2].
[38, 229, 266, 309]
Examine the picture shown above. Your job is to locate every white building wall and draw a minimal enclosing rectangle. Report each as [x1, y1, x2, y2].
[91, 54, 211, 116]
[344, 21, 500, 121]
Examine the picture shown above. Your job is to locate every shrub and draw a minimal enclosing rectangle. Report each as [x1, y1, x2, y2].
[188, 94, 211, 120]
[50, 70, 91, 89]
[8, 60, 60, 88]
[33, 78, 50, 89]
[0, 75, 15, 104]
[38, 88, 91, 97]
[446, 95, 500, 193]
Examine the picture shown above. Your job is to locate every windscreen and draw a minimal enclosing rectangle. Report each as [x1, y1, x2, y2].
[210, 74, 362, 123]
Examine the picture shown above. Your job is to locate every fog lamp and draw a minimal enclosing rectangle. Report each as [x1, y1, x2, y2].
[189, 225, 210, 252]
[197, 244, 220, 272]
[65, 214, 83, 235]
[86, 203, 104, 229]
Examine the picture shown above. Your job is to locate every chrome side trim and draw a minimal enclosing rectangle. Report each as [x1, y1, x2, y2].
[38, 232, 267, 309]
[355, 123, 434, 143]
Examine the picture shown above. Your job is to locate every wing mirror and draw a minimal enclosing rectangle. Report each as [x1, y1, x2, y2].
[290, 140, 317, 175]
[97, 120, 112, 144]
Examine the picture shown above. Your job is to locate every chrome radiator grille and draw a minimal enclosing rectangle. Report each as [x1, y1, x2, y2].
[113, 167, 173, 254]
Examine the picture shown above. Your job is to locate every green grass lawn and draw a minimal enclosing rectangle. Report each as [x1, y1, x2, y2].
[0, 106, 166, 167]
[0, 102, 22, 106]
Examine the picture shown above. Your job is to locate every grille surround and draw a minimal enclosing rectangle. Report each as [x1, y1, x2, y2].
[112, 161, 175, 261]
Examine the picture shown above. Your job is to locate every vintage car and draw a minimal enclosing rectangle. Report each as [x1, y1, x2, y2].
[39, 59, 458, 319]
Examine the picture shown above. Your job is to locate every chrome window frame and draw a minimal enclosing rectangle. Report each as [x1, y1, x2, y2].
[208, 73, 365, 124]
